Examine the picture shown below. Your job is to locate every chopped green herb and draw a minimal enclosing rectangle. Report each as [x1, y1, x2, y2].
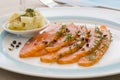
[103, 43, 108, 47]
[95, 27, 103, 35]
[26, 8, 34, 12]
[56, 25, 67, 37]
[75, 31, 81, 36]
[60, 24, 66, 30]
[95, 35, 103, 39]
[47, 41, 55, 46]
[75, 43, 82, 49]
[56, 31, 63, 37]
[64, 33, 73, 42]
[94, 40, 99, 44]
[69, 46, 72, 54]
[109, 31, 112, 42]
[95, 27, 99, 32]
[21, 8, 35, 17]
[88, 55, 95, 61]
[59, 54, 63, 58]
[100, 49, 104, 53]
[87, 31, 91, 37]
[92, 52, 97, 55]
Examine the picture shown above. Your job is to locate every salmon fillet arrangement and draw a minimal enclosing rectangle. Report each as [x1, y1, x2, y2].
[19, 23, 112, 67]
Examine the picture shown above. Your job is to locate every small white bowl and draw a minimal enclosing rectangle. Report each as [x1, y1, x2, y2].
[2, 19, 50, 37]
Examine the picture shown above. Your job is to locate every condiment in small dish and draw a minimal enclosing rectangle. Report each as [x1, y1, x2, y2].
[2, 8, 50, 37]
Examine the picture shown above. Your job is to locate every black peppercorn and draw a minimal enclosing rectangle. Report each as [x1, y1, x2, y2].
[13, 40, 16, 44]
[16, 45, 19, 48]
[10, 44, 14, 48]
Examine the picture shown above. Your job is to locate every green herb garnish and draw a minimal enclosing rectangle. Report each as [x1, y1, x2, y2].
[92, 52, 97, 55]
[26, 8, 34, 12]
[88, 55, 95, 61]
[95, 27, 103, 35]
[109, 30, 112, 42]
[87, 31, 91, 37]
[60, 24, 66, 30]
[21, 8, 35, 17]
[94, 40, 99, 44]
[56, 31, 63, 37]
[75, 43, 82, 49]
[56, 25, 67, 37]
[69, 46, 72, 54]
[64, 33, 73, 42]
[59, 54, 63, 58]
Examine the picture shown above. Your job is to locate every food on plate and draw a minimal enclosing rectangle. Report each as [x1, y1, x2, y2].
[45, 23, 79, 53]
[8, 8, 46, 30]
[78, 26, 112, 67]
[40, 24, 88, 63]
[57, 27, 103, 64]
[19, 23, 112, 67]
[19, 24, 62, 57]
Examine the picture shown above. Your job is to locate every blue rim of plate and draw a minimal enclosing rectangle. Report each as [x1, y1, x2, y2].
[0, 16, 120, 78]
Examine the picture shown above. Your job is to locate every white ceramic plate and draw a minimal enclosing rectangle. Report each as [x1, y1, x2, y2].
[0, 7, 120, 79]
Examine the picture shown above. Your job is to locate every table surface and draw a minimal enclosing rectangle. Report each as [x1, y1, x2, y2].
[0, 0, 120, 80]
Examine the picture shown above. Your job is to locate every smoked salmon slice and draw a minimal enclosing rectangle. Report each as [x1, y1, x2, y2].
[28, 23, 80, 57]
[45, 23, 79, 53]
[57, 27, 104, 64]
[78, 26, 112, 67]
[19, 24, 63, 58]
[19, 23, 112, 67]
[20, 23, 78, 58]
[40, 26, 88, 63]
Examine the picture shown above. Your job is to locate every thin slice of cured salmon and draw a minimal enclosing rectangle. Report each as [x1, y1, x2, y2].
[45, 23, 79, 53]
[40, 26, 88, 63]
[19, 24, 62, 58]
[78, 26, 111, 67]
[57, 27, 104, 64]
[29, 23, 80, 57]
